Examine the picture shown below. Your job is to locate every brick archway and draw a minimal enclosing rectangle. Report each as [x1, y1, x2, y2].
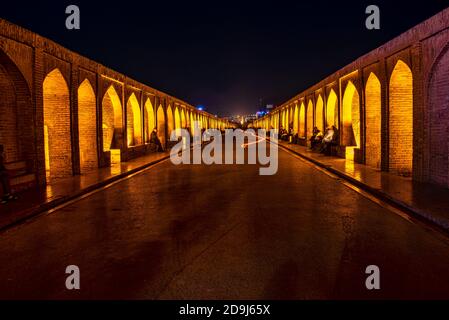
[326, 89, 337, 128]
[181, 109, 186, 128]
[342, 81, 360, 148]
[293, 104, 299, 134]
[299, 102, 305, 138]
[156, 105, 166, 145]
[0, 50, 34, 171]
[365, 73, 382, 169]
[102, 85, 123, 152]
[174, 107, 181, 136]
[306, 100, 313, 139]
[316, 95, 324, 132]
[144, 98, 155, 143]
[166, 105, 174, 138]
[389, 60, 413, 176]
[78, 79, 98, 173]
[126, 93, 142, 147]
[43, 68, 72, 180]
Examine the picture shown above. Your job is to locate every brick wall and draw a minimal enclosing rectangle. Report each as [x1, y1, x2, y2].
[143, 99, 155, 143]
[306, 100, 313, 138]
[78, 79, 98, 173]
[126, 94, 142, 146]
[0, 64, 18, 162]
[43, 69, 72, 179]
[428, 46, 449, 186]
[389, 60, 413, 176]
[365, 73, 382, 169]
[326, 90, 337, 128]
[316, 95, 324, 132]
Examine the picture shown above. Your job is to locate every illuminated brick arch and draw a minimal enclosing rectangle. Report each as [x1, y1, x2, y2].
[342, 81, 360, 148]
[190, 112, 195, 133]
[306, 100, 314, 139]
[102, 85, 123, 152]
[174, 106, 183, 137]
[389, 60, 413, 176]
[166, 105, 175, 138]
[299, 102, 306, 138]
[315, 95, 324, 132]
[428, 47, 449, 187]
[144, 98, 155, 143]
[156, 105, 166, 145]
[78, 79, 98, 173]
[43, 68, 72, 180]
[181, 109, 187, 128]
[365, 73, 382, 169]
[326, 89, 338, 128]
[175, 106, 181, 127]
[0, 50, 33, 167]
[127, 93, 142, 146]
[289, 106, 294, 128]
[185, 110, 190, 128]
[293, 104, 299, 134]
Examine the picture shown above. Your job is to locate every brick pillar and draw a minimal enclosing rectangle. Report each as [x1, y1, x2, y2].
[33, 45, 46, 186]
[359, 73, 367, 165]
[411, 43, 425, 182]
[96, 72, 105, 167]
[380, 58, 389, 172]
[71, 64, 81, 175]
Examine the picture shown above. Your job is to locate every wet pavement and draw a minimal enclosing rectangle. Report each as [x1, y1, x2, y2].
[277, 141, 449, 232]
[1, 144, 449, 299]
[0, 151, 170, 230]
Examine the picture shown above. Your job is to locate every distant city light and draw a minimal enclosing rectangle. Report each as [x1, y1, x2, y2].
[197, 105, 205, 111]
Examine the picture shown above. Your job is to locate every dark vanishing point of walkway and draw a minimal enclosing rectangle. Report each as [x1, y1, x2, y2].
[1, 144, 449, 299]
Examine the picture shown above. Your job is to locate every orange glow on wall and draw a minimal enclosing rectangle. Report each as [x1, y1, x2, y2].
[144, 98, 155, 143]
[127, 93, 142, 146]
[342, 81, 360, 147]
[44, 125, 50, 179]
[102, 85, 123, 152]
[293, 104, 299, 134]
[174, 107, 182, 136]
[166, 105, 174, 137]
[316, 95, 324, 132]
[306, 100, 313, 138]
[326, 89, 337, 127]
[389, 60, 413, 176]
[181, 109, 187, 128]
[78, 79, 98, 173]
[157, 105, 166, 145]
[365, 73, 382, 169]
[298, 102, 305, 138]
[190, 112, 195, 133]
[43, 68, 72, 180]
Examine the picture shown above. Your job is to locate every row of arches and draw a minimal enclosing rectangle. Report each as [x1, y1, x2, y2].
[39, 68, 223, 182]
[256, 59, 414, 176]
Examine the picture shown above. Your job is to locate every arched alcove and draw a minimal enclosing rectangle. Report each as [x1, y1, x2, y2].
[389, 60, 413, 176]
[43, 69, 72, 180]
[78, 79, 98, 173]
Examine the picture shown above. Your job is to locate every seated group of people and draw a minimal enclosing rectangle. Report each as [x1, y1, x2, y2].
[279, 127, 292, 141]
[309, 126, 339, 155]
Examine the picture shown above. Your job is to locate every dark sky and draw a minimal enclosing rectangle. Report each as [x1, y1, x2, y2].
[2, 1, 448, 116]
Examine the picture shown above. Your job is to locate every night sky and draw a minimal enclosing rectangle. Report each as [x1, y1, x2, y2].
[2, 1, 448, 116]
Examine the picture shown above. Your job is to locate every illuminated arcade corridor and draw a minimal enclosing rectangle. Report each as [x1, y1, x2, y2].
[2, 5, 449, 301]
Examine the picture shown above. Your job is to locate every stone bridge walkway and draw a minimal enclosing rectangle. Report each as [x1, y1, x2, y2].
[277, 140, 449, 233]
